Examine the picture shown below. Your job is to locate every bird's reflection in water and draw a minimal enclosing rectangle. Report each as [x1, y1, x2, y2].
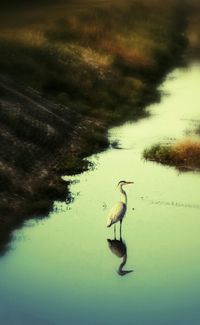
[107, 237, 133, 276]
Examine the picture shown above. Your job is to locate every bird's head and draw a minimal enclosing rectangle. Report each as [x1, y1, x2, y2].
[117, 180, 134, 187]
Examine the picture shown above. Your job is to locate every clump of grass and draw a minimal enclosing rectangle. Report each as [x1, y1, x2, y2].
[143, 143, 171, 163]
[143, 139, 200, 170]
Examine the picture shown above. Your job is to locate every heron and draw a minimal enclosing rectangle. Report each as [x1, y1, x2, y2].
[107, 180, 134, 236]
[107, 237, 133, 276]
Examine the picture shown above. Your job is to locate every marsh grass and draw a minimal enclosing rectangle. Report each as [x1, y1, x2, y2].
[143, 139, 200, 170]
[0, 1, 186, 119]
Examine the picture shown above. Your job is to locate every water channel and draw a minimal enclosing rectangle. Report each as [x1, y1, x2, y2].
[0, 63, 200, 324]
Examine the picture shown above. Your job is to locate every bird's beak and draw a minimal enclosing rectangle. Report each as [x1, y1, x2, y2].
[126, 182, 134, 185]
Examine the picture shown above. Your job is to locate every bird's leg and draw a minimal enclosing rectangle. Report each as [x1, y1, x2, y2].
[120, 220, 122, 240]
[114, 224, 116, 239]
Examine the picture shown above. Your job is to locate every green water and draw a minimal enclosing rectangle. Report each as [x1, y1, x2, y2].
[0, 63, 200, 324]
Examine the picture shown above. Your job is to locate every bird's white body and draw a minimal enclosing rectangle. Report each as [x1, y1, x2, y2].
[107, 181, 133, 228]
[107, 202, 126, 227]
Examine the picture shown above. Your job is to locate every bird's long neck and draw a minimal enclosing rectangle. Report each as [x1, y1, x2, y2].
[117, 254, 133, 276]
[119, 185, 127, 205]
[118, 254, 127, 274]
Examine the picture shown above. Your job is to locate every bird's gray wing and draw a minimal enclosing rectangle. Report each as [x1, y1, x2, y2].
[107, 202, 126, 227]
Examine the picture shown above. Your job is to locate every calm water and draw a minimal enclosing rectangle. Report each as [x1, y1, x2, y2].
[0, 63, 200, 324]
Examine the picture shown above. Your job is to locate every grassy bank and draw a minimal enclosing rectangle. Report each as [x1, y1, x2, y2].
[0, 0, 188, 253]
[143, 139, 200, 171]
[0, 1, 187, 122]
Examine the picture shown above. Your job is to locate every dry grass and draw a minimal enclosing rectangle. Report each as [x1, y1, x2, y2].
[144, 138, 200, 170]
[172, 139, 200, 167]
[0, 1, 186, 118]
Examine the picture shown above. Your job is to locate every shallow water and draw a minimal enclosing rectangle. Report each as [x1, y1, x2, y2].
[0, 63, 200, 324]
